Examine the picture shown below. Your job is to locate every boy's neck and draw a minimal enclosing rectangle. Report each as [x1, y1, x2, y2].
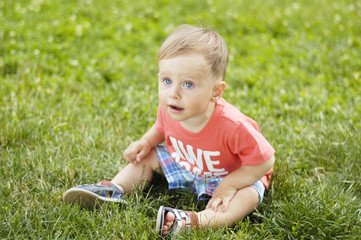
[179, 102, 216, 133]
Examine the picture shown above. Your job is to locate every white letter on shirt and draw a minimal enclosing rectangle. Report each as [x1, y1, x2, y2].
[179, 144, 204, 170]
[203, 151, 225, 172]
[169, 136, 185, 160]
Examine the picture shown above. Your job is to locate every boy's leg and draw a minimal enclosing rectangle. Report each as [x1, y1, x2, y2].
[111, 148, 162, 194]
[161, 186, 259, 235]
[198, 186, 259, 228]
[63, 148, 161, 207]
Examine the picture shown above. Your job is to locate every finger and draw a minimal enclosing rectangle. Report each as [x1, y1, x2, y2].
[206, 199, 214, 209]
[123, 149, 137, 163]
[222, 198, 230, 212]
[129, 143, 144, 161]
[137, 144, 151, 162]
[123, 153, 132, 163]
[211, 198, 222, 211]
[135, 150, 145, 162]
[136, 148, 146, 162]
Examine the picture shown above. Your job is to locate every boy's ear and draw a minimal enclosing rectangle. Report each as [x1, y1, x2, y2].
[211, 81, 227, 102]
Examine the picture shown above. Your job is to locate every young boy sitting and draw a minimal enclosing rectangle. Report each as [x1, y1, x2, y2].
[63, 24, 275, 237]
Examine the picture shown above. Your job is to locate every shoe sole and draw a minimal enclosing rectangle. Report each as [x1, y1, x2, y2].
[155, 206, 165, 236]
[63, 188, 127, 209]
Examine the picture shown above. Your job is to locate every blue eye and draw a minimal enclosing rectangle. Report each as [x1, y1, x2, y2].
[163, 78, 172, 85]
[184, 82, 194, 88]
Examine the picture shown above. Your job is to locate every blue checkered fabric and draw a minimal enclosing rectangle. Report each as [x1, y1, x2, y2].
[155, 145, 265, 203]
[155, 145, 223, 200]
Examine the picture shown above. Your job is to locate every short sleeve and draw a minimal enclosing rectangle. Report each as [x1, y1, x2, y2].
[155, 104, 165, 135]
[230, 122, 275, 165]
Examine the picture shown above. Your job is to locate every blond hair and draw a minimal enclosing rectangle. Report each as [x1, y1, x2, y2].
[158, 25, 229, 81]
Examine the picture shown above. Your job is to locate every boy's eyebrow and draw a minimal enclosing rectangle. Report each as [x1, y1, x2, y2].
[158, 70, 204, 82]
[158, 72, 169, 77]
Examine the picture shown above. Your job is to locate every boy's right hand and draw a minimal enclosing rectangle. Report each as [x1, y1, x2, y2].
[123, 139, 151, 164]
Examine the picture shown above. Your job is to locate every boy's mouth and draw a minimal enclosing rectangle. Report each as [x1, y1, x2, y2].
[169, 105, 184, 111]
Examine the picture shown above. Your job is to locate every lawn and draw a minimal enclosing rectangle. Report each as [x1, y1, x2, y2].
[1, 0, 361, 239]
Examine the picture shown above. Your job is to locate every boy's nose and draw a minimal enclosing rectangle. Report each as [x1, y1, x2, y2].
[169, 85, 181, 100]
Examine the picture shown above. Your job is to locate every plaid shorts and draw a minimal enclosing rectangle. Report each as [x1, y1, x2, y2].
[155, 145, 265, 203]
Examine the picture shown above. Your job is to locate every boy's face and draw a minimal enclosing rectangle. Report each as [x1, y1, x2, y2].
[158, 53, 223, 129]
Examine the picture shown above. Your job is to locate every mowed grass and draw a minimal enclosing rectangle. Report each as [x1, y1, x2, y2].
[1, 0, 361, 239]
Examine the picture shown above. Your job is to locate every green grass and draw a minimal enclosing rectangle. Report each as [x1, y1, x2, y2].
[1, 0, 361, 239]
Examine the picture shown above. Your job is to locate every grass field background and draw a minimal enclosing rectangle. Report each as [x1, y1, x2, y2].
[1, 0, 361, 239]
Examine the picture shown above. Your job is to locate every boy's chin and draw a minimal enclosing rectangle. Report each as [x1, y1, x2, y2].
[166, 111, 186, 121]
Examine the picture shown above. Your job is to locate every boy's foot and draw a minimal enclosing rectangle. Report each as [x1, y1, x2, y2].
[155, 206, 199, 237]
[63, 180, 126, 209]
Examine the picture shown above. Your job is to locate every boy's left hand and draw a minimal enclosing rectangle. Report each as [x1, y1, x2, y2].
[206, 155, 275, 212]
[206, 183, 237, 212]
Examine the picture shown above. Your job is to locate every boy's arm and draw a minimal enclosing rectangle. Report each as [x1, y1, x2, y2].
[140, 124, 165, 148]
[206, 154, 275, 212]
[123, 125, 165, 163]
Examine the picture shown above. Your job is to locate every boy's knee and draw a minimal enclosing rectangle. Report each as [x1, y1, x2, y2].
[233, 187, 260, 209]
[143, 148, 161, 171]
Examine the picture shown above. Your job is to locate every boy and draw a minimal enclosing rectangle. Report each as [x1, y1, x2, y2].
[63, 25, 275, 237]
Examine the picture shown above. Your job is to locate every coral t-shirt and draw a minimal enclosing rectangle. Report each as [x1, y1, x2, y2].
[155, 98, 275, 188]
